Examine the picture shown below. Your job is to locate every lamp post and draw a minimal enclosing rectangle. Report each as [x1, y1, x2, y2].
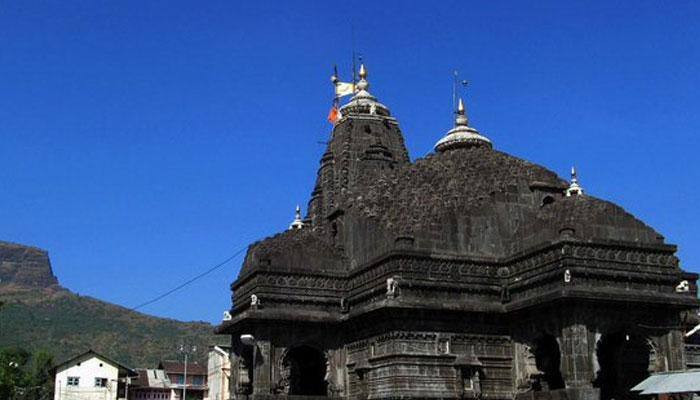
[179, 344, 197, 400]
[240, 334, 256, 395]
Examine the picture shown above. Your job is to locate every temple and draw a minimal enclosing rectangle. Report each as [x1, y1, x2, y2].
[217, 65, 699, 400]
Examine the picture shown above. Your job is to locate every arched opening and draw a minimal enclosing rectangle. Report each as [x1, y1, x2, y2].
[533, 335, 565, 390]
[594, 332, 651, 400]
[541, 195, 555, 207]
[283, 345, 327, 396]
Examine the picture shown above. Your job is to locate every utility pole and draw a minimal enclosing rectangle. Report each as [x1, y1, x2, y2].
[179, 344, 197, 400]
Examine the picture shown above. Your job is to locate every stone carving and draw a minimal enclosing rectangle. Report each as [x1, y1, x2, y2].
[273, 361, 291, 394]
[516, 344, 543, 393]
[564, 269, 571, 283]
[235, 356, 251, 395]
[386, 276, 399, 299]
[676, 280, 690, 293]
[250, 294, 260, 309]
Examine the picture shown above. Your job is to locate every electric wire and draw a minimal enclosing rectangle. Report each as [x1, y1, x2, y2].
[130, 245, 249, 311]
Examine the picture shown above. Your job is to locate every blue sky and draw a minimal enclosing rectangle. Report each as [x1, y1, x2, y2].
[1, 1, 698, 323]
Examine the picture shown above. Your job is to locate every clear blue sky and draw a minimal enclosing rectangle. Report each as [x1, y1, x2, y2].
[1, 1, 699, 323]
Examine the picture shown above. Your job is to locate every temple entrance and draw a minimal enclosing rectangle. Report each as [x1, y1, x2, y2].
[533, 335, 565, 390]
[594, 333, 651, 400]
[283, 345, 327, 396]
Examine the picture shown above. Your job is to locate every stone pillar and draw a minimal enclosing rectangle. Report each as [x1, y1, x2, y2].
[560, 323, 594, 389]
[253, 340, 271, 395]
[659, 330, 685, 371]
[326, 348, 347, 397]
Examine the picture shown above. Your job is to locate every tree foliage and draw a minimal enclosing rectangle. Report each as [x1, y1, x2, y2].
[0, 348, 54, 400]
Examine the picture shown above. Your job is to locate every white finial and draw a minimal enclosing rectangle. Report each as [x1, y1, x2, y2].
[289, 205, 304, 230]
[566, 166, 584, 196]
[435, 94, 491, 152]
[356, 64, 369, 92]
[455, 98, 468, 127]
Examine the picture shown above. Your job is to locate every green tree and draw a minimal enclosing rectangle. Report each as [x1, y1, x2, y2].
[0, 348, 54, 400]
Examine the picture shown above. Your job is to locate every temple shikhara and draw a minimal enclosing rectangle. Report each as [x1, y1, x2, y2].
[217, 65, 699, 400]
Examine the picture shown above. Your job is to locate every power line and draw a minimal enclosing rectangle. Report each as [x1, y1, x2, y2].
[130, 245, 249, 311]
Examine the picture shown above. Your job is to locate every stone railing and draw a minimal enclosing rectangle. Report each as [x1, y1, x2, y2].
[685, 344, 700, 368]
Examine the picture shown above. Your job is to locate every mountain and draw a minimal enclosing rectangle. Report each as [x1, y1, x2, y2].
[0, 242, 59, 288]
[0, 241, 228, 367]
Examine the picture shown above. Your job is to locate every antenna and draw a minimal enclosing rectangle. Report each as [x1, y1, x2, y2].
[452, 70, 469, 114]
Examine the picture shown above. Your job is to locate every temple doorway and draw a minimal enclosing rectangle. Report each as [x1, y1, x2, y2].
[533, 334, 565, 390]
[283, 345, 327, 396]
[594, 332, 651, 400]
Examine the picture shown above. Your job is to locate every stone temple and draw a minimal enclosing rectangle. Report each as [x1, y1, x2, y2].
[217, 65, 699, 400]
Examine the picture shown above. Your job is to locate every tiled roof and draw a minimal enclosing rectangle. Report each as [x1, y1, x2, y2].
[158, 361, 207, 376]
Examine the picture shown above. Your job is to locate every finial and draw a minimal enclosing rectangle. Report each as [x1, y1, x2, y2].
[435, 93, 491, 152]
[454, 98, 469, 127]
[289, 205, 304, 230]
[355, 63, 370, 92]
[565, 166, 584, 196]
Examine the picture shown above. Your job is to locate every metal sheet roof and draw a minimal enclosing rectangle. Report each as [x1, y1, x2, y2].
[631, 370, 700, 394]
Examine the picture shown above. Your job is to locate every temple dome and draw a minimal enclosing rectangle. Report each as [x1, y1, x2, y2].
[534, 194, 664, 244]
[339, 64, 391, 117]
[346, 144, 663, 258]
[435, 98, 491, 152]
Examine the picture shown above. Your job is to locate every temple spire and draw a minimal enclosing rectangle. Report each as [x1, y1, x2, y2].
[289, 205, 304, 230]
[565, 166, 584, 196]
[339, 62, 391, 117]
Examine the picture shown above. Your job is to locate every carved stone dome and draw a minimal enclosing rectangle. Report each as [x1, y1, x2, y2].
[434, 98, 491, 152]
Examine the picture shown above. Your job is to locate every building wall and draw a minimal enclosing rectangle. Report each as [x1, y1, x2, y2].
[54, 355, 120, 400]
[207, 347, 230, 400]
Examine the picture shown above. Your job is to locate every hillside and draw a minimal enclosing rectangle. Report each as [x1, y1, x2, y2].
[0, 241, 228, 367]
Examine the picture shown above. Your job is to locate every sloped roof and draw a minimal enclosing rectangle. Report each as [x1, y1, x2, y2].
[158, 360, 207, 375]
[52, 349, 137, 376]
[131, 369, 171, 389]
[632, 369, 700, 394]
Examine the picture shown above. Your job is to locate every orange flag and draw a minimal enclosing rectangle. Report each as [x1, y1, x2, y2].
[327, 105, 340, 124]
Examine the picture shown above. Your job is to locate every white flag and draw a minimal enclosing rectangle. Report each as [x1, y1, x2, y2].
[334, 81, 355, 98]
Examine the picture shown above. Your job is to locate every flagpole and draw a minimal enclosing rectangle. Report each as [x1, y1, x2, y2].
[351, 22, 356, 85]
[453, 70, 458, 114]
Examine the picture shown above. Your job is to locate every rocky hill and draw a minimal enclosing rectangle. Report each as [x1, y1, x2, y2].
[0, 242, 59, 288]
[0, 241, 227, 367]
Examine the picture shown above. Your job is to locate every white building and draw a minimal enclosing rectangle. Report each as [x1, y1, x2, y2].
[207, 346, 230, 400]
[53, 349, 136, 400]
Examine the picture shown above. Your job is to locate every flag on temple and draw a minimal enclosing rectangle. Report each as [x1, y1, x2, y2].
[334, 81, 355, 98]
[327, 104, 341, 124]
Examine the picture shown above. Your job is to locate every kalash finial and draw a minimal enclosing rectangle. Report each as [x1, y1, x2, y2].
[434, 94, 490, 152]
[356, 63, 369, 92]
[455, 98, 469, 126]
[565, 166, 584, 196]
[289, 205, 304, 230]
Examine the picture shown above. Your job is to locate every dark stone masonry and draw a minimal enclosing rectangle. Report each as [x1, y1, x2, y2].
[217, 67, 699, 400]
